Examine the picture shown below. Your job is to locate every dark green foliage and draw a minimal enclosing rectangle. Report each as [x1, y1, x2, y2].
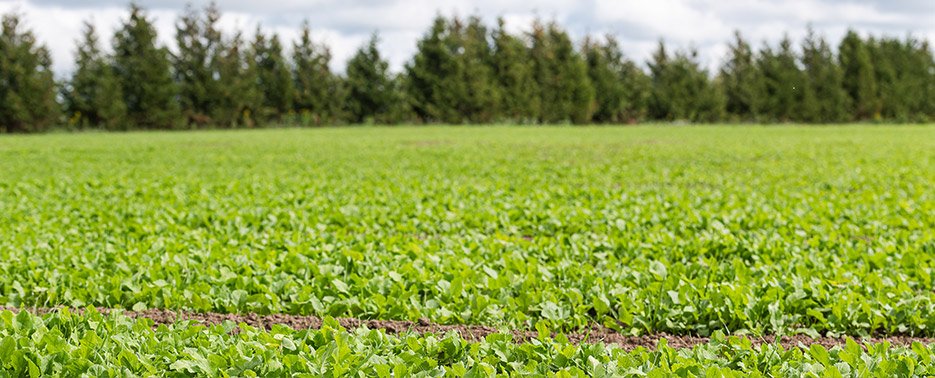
[406, 16, 598, 124]
[404, 14, 502, 124]
[452, 16, 501, 123]
[404, 16, 445, 122]
[173, 2, 223, 126]
[800, 28, 849, 123]
[213, 32, 261, 128]
[113, 4, 181, 129]
[583, 36, 624, 123]
[0, 12, 58, 133]
[4, 8, 935, 133]
[839, 30, 879, 120]
[584, 35, 649, 123]
[62, 21, 127, 130]
[491, 18, 538, 123]
[404, 15, 463, 123]
[757, 36, 805, 122]
[719, 31, 762, 121]
[292, 21, 343, 125]
[919, 40, 935, 119]
[529, 20, 595, 124]
[253, 29, 293, 122]
[617, 59, 652, 122]
[867, 36, 935, 121]
[345, 33, 405, 124]
[648, 41, 724, 122]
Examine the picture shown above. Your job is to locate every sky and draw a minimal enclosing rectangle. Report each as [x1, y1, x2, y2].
[1, 0, 932, 77]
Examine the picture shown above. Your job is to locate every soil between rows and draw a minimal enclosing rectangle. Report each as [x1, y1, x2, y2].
[4, 306, 933, 351]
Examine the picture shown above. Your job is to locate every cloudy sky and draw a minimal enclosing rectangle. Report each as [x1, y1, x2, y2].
[1, 0, 932, 77]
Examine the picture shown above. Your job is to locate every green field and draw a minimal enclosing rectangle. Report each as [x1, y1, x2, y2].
[1, 125, 934, 375]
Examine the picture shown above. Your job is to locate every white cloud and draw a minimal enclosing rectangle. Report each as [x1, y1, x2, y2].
[594, 0, 732, 43]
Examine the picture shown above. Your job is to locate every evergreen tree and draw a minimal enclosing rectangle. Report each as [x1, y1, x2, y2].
[453, 16, 501, 123]
[491, 17, 538, 122]
[6, 12, 935, 132]
[173, 2, 223, 126]
[800, 28, 849, 123]
[252, 28, 293, 122]
[618, 58, 652, 122]
[0, 12, 59, 133]
[839, 30, 879, 120]
[922, 40, 935, 120]
[113, 4, 181, 129]
[868, 36, 898, 119]
[719, 31, 762, 121]
[584, 35, 648, 123]
[867, 37, 901, 121]
[529, 20, 594, 123]
[345, 33, 402, 123]
[405, 15, 459, 123]
[649, 41, 724, 122]
[62, 21, 127, 130]
[584, 36, 622, 123]
[646, 41, 667, 120]
[389, 74, 416, 123]
[903, 38, 935, 120]
[292, 21, 343, 124]
[867, 36, 933, 121]
[757, 36, 805, 122]
[214, 32, 261, 127]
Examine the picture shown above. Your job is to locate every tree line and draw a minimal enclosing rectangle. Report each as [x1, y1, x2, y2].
[1, 3, 933, 132]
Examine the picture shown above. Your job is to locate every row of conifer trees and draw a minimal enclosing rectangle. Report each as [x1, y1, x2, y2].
[1, 3, 933, 132]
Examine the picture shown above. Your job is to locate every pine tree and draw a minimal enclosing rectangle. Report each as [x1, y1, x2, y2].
[922, 40, 935, 121]
[757, 36, 805, 122]
[253, 28, 293, 122]
[719, 31, 762, 121]
[902, 38, 935, 121]
[292, 21, 342, 125]
[647, 41, 670, 119]
[867, 36, 933, 121]
[618, 59, 652, 122]
[405, 15, 458, 123]
[62, 21, 127, 130]
[491, 17, 538, 122]
[839, 30, 879, 120]
[649, 41, 724, 122]
[585, 35, 645, 123]
[0, 12, 59, 133]
[866, 37, 893, 119]
[345, 33, 402, 124]
[240, 35, 263, 126]
[113, 4, 181, 129]
[214, 32, 261, 127]
[412, 15, 502, 124]
[429, 16, 470, 124]
[389, 74, 415, 123]
[529, 20, 594, 123]
[173, 2, 223, 126]
[454, 16, 501, 123]
[800, 28, 849, 123]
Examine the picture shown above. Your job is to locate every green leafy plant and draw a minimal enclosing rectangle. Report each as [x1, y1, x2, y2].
[0, 125, 932, 338]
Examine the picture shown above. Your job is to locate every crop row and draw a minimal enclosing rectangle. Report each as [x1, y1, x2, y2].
[2, 309, 933, 377]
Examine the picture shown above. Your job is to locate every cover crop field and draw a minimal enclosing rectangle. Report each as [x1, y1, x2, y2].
[0, 125, 933, 376]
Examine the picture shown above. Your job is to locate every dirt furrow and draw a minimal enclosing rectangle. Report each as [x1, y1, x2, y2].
[4, 306, 933, 351]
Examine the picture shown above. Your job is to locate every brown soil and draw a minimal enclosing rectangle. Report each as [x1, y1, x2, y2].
[4, 306, 933, 351]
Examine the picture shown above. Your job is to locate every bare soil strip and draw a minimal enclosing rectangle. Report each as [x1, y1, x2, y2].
[4, 307, 933, 350]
